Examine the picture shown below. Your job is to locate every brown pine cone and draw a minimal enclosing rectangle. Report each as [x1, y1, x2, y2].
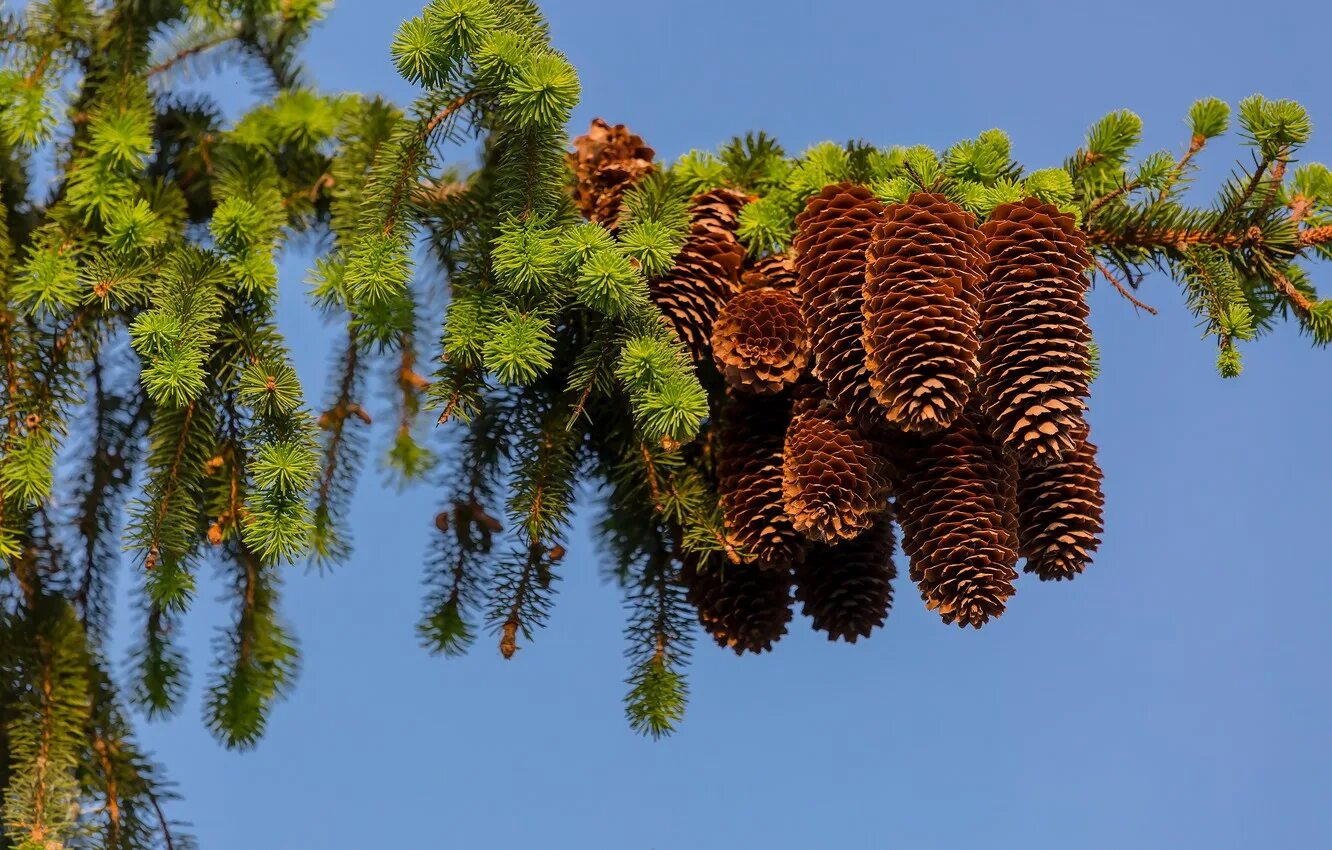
[979, 198, 1094, 466]
[863, 193, 986, 434]
[792, 183, 886, 423]
[711, 287, 810, 395]
[895, 412, 1019, 628]
[650, 187, 752, 360]
[795, 515, 896, 643]
[1017, 419, 1104, 580]
[680, 556, 793, 655]
[782, 399, 888, 543]
[717, 395, 805, 565]
[741, 252, 798, 292]
[568, 118, 655, 228]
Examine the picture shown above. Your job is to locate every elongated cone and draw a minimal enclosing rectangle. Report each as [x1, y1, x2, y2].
[650, 187, 751, 360]
[863, 193, 986, 434]
[742, 252, 798, 292]
[979, 198, 1094, 466]
[711, 287, 810, 394]
[680, 555, 793, 655]
[795, 515, 896, 642]
[1017, 419, 1104, 580]
[782, 397, 888, 542]
[568, 118, 655, 227]
[717, 395, 804, 565]
[895, 411, 1019, 628]
[792, 183, 885, 423]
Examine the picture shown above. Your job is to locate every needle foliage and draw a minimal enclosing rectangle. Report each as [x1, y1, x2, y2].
[2, 2, 1331, 846]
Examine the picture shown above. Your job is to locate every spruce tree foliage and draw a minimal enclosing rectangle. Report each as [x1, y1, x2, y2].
[1, 0, 1331, 845]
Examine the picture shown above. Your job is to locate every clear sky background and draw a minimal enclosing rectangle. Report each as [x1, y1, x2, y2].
[96, 1, 1332, 848]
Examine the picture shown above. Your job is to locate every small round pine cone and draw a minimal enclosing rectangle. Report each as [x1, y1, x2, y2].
[711, 287, 810, 395]
[863, 193, 985, 434]
[650, 188, 752, 360]
[895, 411, 1019, 628]
[793, 183, 886, 424]
[741, 252, 799, 292]
[782, 400, 889, 543]
[680, 556, 793, 655]
[718, 395, 805, 565]
[1017, 419, 1104, 580]
[795, 515, 896, 643]
[979, 198, 1094, 466]
[568, 118, 655, 228]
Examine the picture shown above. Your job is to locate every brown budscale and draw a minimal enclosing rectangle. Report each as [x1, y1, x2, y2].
[979, 198, 1094, 466]
[794, 515, 896, 643]
[717, 394, 805, 565]
[567, 118, 655, 228]
[1017, 419, 1105, 580]
[792, 183, 886, 424]
[741, 252, 799, 292]
[895, 411, 1019, 628]
[649, 187, 751, 360]
[863, 192, 986, 434]
[680, 555, 793, 655]
[711, 287, 810, 395]
[782, 398, 888, 543]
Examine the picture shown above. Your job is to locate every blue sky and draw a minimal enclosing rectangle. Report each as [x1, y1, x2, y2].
[108, 2, 1332, 848]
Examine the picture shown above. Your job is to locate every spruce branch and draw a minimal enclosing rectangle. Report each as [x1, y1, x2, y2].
[1093, 257, 1158, 315]
[146, 26, 245, 78]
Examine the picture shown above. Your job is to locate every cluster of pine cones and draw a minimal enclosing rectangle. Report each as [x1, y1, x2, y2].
[570, 124, 1105, 655]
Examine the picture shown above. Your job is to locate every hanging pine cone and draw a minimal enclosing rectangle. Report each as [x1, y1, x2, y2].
[794, 515, 896, 643]
[863, 193, 986, 434]
[741, 252, 798, 292]
[782, 399, 888, 543]
[717, 395, 805, 565]
[568, 118, 655, 228]
[895, 411, 1019, 628]
[711, 286, 810, 395]
[792, 183, 885, 423]
[1017, 420, 1105, 580]
[979, 198, 1094, 466]
[680, 556, 793, 655]
[650, 187, 752, 360]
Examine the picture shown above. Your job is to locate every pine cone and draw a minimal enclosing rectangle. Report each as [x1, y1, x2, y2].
[717, 395, 805, 565]
[782, 399, 888, 542]
[793, 183, 886, 423]
[863, 193, 985, 434]
[680, 556, 793, 655]
[711, 287, 810, 395]
[741, 252, 798, 292]
[650, 188, 752, 360]
[979, 198, 1094, 466]
[895, 412, 1019, 628]
[795, 515, 896, 642]
[568, 118, 655, 228]
[1017, 420, 1104, 580]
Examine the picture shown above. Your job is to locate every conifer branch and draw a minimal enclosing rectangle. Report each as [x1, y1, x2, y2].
[91, 734, 124, 847]
[144, 402, 197, 571]
[149, 782, 179, 850]
[1094, 257, 1158, 315]
[1257, 151, 1291, 217]
[147, 27, 244, 78]
[1299, 224, 1332, 247]
[1086, 176, 1141, 220]
[382, 91, 477, 236]
[1163, 134, 1208, 194]
[315, 329, 364, 514]
[1269, 267, 1314, 315]
[1086, 226, 1248, 252]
